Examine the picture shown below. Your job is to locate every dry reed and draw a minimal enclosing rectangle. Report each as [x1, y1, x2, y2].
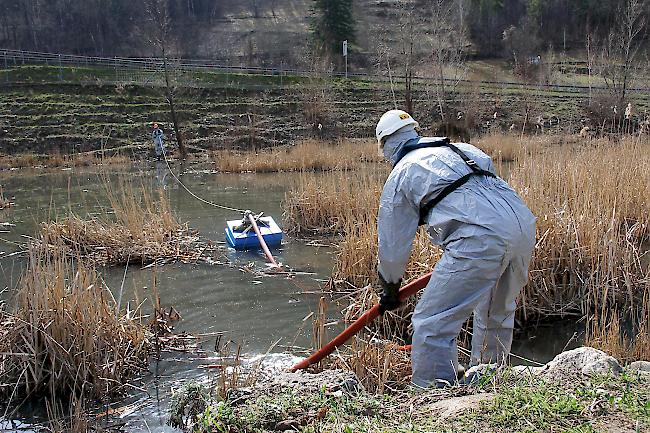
[286, 134, 649, 319]
[0, 244, 151, 402]
[39, 179, 207, 266]
[511, 136, 649, 320]
[283, 169, 385, 235]
[585, 291, 650, 362]
[213, 139, 381, 173]
[330, 336, 413, 394]
[308, 290, 414, 393]
[0, 153, 130, 170]
[0, 186, 13, 209]
[324, 285, 473, 392]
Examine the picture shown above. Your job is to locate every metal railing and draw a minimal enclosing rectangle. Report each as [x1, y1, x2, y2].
[2, 48, 649, 96]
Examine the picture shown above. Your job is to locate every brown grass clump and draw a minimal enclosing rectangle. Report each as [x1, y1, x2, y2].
[511, 136, 649, 320]
[330, 336, 412, 394]
[213, 139, 381, 173]
[585, 289, 650, 362]
[286, 134, 649, 320]
[40, 180, 205, 266]
[473, 133, 527, 162]
[326, 285, 473, 392]
[0, 186, 13, 209]
[0, 244, 151, 402]
[0, 153, 39, 169]
[283, 169, 385, 235]
[0, 152, 131, 170]
[333, 222, 442, 289]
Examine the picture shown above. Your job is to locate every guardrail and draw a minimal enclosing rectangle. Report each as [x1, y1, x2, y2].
[2, 48, 649, 96]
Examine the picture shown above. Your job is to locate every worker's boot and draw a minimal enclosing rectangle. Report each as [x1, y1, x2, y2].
[460, 363, 498, 386]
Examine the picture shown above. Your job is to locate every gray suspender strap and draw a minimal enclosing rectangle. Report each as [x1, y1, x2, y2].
[418, 142, 496, 225]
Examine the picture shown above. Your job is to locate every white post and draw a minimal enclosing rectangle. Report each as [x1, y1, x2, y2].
[343, 40, 348, 79]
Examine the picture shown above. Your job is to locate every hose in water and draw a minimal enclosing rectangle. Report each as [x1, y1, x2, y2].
[247, 212, 281, 268]
[289, 272, 433, 372]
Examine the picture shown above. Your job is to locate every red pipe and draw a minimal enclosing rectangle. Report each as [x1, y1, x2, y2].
[289, 272, 432, 372]
[248, 213, 280, 268]
[395, 344, 413, 351]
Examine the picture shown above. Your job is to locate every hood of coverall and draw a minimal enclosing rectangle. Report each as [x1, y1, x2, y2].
[382, 126, 420, 165]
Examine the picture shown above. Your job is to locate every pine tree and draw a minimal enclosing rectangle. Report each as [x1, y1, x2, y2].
[311, 0, 356, 57]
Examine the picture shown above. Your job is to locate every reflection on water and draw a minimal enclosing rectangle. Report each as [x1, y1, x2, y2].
[0, 163, 582, 432]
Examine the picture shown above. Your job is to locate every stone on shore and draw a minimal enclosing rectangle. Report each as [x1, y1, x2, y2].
[628, 360, 650, 373]
[538, 347, 622, 381]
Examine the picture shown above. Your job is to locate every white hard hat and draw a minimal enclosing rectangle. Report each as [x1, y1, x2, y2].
[375, 110, 419, 145]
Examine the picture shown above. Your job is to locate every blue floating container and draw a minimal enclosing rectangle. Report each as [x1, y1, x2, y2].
[225, 216, 283, 250]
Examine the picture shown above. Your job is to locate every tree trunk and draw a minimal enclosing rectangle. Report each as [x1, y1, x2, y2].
[404, 38, 414, 114]
[163, 55, 187, 159]
[167, 92, 186, 158]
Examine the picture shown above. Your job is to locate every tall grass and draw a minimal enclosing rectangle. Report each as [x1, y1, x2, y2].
[213, 139, 381, 173]
[40, 179, 191, 266]
[0, 186, 13, 209]
[285, 134, 650, 343]
[0, 153, 130, 170]
[510, 136, 649, 319]
[0, 244, 150, 402]
[284, 169, 384, 236]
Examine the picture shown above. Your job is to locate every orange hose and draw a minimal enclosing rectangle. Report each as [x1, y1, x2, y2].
[248, 213, 280, 268]
[289, 272, 432, 372]
[395, 344, 413, 351]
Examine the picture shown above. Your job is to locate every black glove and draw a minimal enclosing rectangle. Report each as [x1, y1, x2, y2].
[378, 272, 401, 315]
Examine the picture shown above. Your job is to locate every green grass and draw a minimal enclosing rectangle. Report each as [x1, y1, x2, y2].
[195, 387, 383, 433]
[472, 380, 587, 432]
[190, 370, 649, 433]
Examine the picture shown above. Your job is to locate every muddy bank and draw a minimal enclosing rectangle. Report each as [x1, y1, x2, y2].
[171, 347, 649, 432]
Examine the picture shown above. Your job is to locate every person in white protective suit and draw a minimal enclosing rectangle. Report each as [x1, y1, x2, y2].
[151, 123, 165, 160]
[374, 110, 536, 388]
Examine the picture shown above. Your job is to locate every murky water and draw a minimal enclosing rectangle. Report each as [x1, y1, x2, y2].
[0, 163, 581, 432]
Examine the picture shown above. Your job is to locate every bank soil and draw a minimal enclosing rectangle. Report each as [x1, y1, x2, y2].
[170, 347, 649, 432]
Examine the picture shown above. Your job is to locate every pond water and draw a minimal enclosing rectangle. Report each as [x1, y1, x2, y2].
[0, 162, 581, 432]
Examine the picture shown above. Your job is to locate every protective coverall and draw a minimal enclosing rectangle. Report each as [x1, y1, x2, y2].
[377, 127, 536, 387]
[152, 128, 165, 158]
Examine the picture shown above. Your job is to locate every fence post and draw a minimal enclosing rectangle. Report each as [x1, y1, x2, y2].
[114, 56, 118, 82]
[4, 55, 8, 84]
[58, 54, 63, 81]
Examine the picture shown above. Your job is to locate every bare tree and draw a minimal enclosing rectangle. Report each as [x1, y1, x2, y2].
[596, 0, 647, 103]
[373, 2, 417, 113]
[398, 3, 417, 114]
[427, 0, 469, 121]
[144, 0, 188, 159]
[586, 31, 596, 103]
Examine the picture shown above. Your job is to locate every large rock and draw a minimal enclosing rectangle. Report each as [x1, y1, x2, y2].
[266, 368, 364, 394]
[539, 347, 622, 382]
[628, 361, 650, 373]
[250, 353, 364, 394]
